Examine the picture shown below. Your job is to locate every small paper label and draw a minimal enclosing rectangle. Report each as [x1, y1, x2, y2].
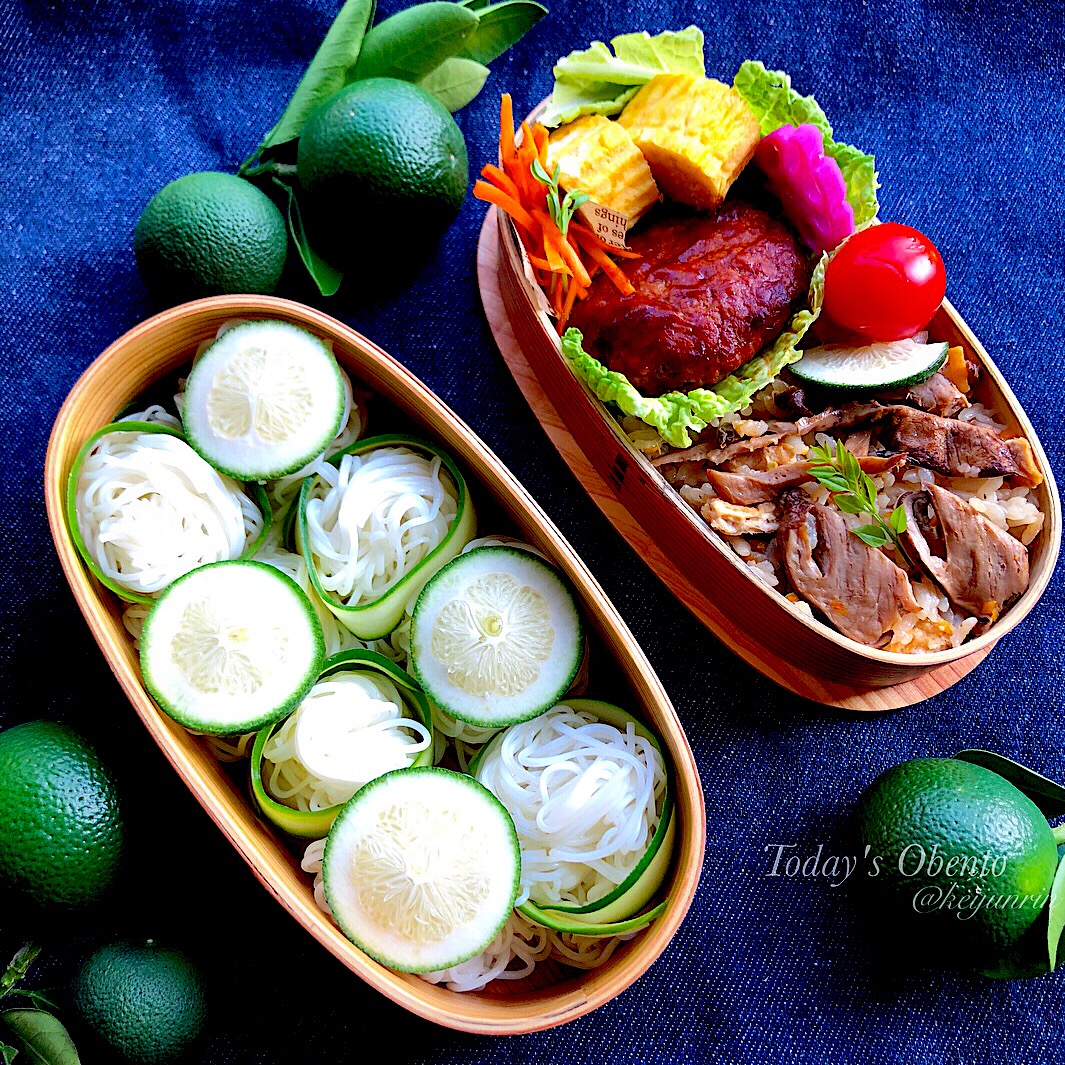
[577, 201, 629, 250]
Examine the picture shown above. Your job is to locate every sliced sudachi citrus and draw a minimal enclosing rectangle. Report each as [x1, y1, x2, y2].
[409, 546, 583, 727]
[140, 560, 324, 735]
[182, 320, 345, 481]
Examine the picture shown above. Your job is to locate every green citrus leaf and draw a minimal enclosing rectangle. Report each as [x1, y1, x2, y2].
[457, 0, 546, 64]
[1047, 853, 1065, 970]
[262, 0, 376, 149]
[0, 1042, 17, 1065]
[417, 57, 490, 112]
[0, 1011, 80, 1065]
[270, 177, 343, 297]
[953, 750, 1065, 818]
[349, 2, 478, 81]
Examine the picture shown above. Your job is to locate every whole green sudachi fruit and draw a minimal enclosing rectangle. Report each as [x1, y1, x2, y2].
[296, 77, 468, 269]
[72, 940, 208, 1064]
[854, 757, 1059, 965]
[133, 171, 288, 302]
[0, 719, 125, 917]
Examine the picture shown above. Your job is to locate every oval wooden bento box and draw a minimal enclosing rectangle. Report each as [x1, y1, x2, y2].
[43, 295, 706, 1035]
[478, 207, 1062, 712]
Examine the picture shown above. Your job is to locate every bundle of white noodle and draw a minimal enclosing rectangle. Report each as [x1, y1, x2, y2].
[303, 446, 457, 608]
[75, 429, 263, 597]
[475, 704, 667, 908]
[262, 670, 431, 812]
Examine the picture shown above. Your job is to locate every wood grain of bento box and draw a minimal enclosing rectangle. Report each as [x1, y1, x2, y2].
[43, 294, 706, 1035]
[478, 189, 1061, 712]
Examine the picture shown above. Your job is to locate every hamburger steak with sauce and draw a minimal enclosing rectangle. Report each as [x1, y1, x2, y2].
[569, 201, 813, 395]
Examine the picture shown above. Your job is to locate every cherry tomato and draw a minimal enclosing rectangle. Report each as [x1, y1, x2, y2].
[821, 223, 946, 342]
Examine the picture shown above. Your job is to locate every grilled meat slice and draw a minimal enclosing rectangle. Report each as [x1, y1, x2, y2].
[655, 402, 1042, 487]
[569, 202, 812, 394]
[777, 489, 920, 645]
[881, 407, 1043, 485]
[899, 483, 1029, 619]
[879, 373, 969, 417]
[652, 403, 884, 469]
[708, 454, 905, 506]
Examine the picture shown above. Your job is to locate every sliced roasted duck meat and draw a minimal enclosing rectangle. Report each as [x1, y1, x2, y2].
[707, 454, 906, 505]
[879, 373, 969, 417]
[652, 403, 883, 468]
[899, 483, 1029, 619]
[881, 407, 1042, 486]
[777, 489, 920, 646]
[654, 400, 1042, 487]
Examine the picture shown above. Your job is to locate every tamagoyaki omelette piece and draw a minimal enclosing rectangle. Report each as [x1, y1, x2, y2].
[546, 115, 660, 229]
[618, 74, 761, 210]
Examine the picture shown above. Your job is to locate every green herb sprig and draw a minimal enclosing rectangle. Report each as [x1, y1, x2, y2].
[530, 159, 589, 239]
[807, 441, 910, 560]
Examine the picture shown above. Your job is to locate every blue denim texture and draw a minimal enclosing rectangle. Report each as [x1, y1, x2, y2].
[1, 0, 1063, 1060]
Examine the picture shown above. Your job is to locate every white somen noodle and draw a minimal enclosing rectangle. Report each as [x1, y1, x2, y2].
[303, 446, 458, 607]
[76, 429, 263, 597]
[475, 704, 667, 908]
[262, 670, 431, 812]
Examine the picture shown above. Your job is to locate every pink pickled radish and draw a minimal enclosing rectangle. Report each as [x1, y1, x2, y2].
[754, 123, 855, 254]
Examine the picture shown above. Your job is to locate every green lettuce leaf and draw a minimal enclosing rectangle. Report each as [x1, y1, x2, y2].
[733, 59, 879, 225]
[539, 27, 705, 127]
[559, 256, 827, 449]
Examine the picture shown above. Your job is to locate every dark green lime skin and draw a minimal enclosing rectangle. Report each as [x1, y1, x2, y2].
[133, 171, 288, 302]
[72, 940, 207, 1064]
[296, 78, 468, 268]
[854, 757, 1058, 962]
[0, 720, 125, 916]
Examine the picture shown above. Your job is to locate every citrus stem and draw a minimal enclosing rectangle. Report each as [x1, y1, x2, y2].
[240, 161, 298, 181]
[1053, 824, 1065, 846]
[0, 944, 40, 1001]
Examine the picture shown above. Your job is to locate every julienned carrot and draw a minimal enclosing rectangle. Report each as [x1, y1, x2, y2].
[481, 163, 520, 201]
[580, 240, 635, 295]
[532, 123, 549, 163]
[473, 94, 639, 332]
[473, 181, 535, 233]
[500, 95, 516, 167]
[531, 208, 591, 287]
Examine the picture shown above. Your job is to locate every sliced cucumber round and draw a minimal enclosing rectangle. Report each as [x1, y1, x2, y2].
[249, 649, 434, 839]
[66, 421, 271, 606]
[182, 320, 346, 481]
[409, 546, 584, 728]
[296, 434, 476, 640]
[790, 338, 949, 391]
[140, 559, 325, 735]
[322, 766, 520, 973]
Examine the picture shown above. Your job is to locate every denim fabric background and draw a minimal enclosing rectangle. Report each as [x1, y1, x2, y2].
[1, 0, 1063, 1061]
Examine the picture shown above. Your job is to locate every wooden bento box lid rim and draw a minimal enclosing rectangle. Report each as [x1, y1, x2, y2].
[44, 294, 707, 1035]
